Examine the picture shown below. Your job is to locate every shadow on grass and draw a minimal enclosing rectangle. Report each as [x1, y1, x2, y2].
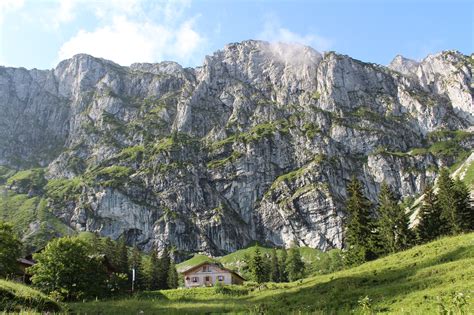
[250, 245, 473, 313]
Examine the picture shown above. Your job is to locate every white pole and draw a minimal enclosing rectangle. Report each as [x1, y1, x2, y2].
[131, 268, 135, 293]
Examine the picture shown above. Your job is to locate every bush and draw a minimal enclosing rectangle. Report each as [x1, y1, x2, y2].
[30, 237, 108, 300]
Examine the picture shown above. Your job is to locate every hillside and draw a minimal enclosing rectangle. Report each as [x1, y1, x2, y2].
[0, 279, 61, 312]
[69, 233, 474, 314]
[0, 41, 472, 257]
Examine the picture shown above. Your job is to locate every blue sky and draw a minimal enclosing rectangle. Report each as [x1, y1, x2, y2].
[0, 0, 472, 69]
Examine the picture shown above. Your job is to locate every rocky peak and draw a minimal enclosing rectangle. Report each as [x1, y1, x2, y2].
[129, 61, 185, 76]
[54, 54, 118, 98]
[388, 54, 419, 76]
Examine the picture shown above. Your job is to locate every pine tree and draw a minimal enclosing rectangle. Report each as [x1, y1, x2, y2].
[158, 246, 171, 289]
[279, 248, 288, 282]
[394, 202, 413, 251]
[251, 246, 266, 283]
[167, 260, 179, 289]
[376, 183, 412, 254]
[148, 249, 161, 290]
[242, 253, 252, 276]
[285, 246, 305, 281]
[269, 248, 280, 282]
[117, 238, 128, 274]
[437, 168, 459, 234]
[453, 178, 473, 232]
[416, 184, 442, 243]
[343, 176, 377, 266]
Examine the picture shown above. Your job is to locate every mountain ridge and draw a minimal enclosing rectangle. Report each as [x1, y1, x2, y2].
[0, 40, 472, 257]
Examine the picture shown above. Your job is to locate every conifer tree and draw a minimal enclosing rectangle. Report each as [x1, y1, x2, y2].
[453, 178, 473, 232]
[167, 260, 179, 289]
[376, 183, 412, 254]
[117, 237, 129, 274]
[416, 184, 442, 243]
[242, 253, 252, 276]
[437, 168, 458, 234]
[285, 246, 305, 281]
[269, 248, 280, 282]
[251, 246, 266, 283]
[395, 202, 413, 250]
[158, 246, 171, 289]
[149, 249, 161, 290]
[279, 248, 288, 282]
[343, 176, 377, 266]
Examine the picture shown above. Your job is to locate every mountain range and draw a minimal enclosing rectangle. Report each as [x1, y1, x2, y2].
[0, 40, 472, 258]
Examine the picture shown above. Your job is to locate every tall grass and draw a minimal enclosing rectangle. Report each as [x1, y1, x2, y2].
[0, 279, 61, 312]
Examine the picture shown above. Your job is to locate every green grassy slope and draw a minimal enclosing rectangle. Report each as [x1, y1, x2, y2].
[460, 158, 474, 188]
[69, 233, 474, 314]
[0, 168, 75, 253]
[177, 254, 218, 272]
[0, 279, 61, 312]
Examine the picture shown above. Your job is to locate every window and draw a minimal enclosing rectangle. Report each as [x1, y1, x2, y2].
[202, 265, 211, 272]
[192, 277, 199, 283]
[205, 276, 210, 282]
[218, 276, 224, 281]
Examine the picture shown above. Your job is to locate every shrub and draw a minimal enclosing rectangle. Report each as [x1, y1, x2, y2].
[30, 237, 108, 301]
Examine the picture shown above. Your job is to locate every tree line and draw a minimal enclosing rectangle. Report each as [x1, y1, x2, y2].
[244, 245, 305, 283]
[0, 229, 178, 301]
[343, 168, 472, 266]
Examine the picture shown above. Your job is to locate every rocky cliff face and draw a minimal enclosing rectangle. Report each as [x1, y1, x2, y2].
[0, 41, 472, 257]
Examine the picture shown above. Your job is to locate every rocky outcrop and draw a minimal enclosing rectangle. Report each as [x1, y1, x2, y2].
[0, 40, 472, 256]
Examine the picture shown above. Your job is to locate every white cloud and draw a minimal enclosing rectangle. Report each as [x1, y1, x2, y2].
[50, 0, 187, 27]
[258, 15, 332, 52]
[173, 19, 203, 59]
[58, 15, 204, 66]
[50, 0, 143, 27]
[162, 0, 191, 23]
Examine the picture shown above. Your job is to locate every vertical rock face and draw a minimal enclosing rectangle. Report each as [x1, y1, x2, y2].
[0, 40, 472, 256]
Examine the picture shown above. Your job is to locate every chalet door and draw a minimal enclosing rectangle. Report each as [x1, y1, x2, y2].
[205, 276, 211, 285]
